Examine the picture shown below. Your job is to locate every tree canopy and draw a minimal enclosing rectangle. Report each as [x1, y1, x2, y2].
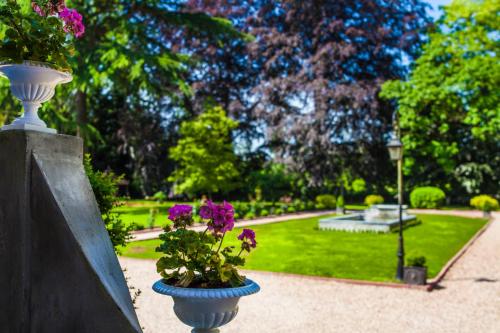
[168, 105, 240, 197]
[381, 0, 500, 197]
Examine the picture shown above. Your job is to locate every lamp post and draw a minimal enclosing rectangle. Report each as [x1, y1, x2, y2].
[387, 134, 404, 281]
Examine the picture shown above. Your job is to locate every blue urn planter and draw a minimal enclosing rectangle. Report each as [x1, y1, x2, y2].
[153, 279, 260, 333]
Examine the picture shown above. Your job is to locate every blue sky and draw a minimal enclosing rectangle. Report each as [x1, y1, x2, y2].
[427, 0, 452, 18]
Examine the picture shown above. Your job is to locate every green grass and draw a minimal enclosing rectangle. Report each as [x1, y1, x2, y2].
[114, 201, 194, 229]
[121, 214, 487, 282]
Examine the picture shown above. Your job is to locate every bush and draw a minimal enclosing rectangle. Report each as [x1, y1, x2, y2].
[470, 195, 499, 212]
[337, 195, 345, 208]
[364, 194, 384, 206]
[233, 202, 250, 217]
[152, 191, 167, 203]
[260, 209, 270, 217]
[287, 207, 296, 213]
[250, 201, 264, 216]
[406, 256, 426, 268]
[84, 154, 133, 252]
[244, 212, 256, 220]
[352, 178, 366, 194]
[315, 194, 336, 209]
[293, 199, 305, 211]
[410, 187, 446, 208]
[274, 208, 284, 215]
[306, 201, 316, 210]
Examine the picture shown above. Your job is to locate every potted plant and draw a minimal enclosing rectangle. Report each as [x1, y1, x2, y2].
[403, 256, 427, 285]
[0, 0, 84, 133]
[153, 201, 260, 333]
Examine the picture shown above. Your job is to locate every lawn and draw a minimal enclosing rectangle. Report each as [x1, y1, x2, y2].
[120, 214, 487, 282]
[114, 200, 192, 229]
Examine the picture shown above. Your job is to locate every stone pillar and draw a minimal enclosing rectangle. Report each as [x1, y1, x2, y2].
[0, 131, 142, 333]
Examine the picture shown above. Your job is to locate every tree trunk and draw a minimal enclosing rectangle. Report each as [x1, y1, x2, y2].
[75, 90, 87, 138]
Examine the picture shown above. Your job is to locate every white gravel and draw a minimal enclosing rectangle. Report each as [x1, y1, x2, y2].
[120, 212, 500, 333]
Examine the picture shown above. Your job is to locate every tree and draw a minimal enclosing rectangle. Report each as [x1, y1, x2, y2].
[380, 0, 500, 197]
[0, 0, 247, 196]
[168, 105, 240, 197]
[172, 1, 264, 158]
[251, 163, 293, 203]
[248, 0, 431, 190]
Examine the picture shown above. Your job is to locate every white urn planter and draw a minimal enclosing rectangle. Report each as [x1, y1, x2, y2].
[0, 61, 72, 134]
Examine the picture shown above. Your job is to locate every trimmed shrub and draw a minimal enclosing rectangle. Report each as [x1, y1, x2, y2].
[233, 201, 250, 217]
[337, 195, 345, 208]
[470, 195, 499, 212]
[306, 201, 316, 210]
[274, 208, 284, 215]
[351, 178, 366, 194]
[293, 199, 305, 211]
[315, 194, 336, 209]
[364, 194, 384, 206]
[260, 209, 270, 217]
[152, 191, 167, 203]
[406, 256, 426, 267]
[244, 212, 256, 220]
[410, 187, 446, 208]
[287, 207, 296, 213]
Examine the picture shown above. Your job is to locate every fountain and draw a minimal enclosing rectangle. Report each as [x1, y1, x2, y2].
[318, 204, 417, 233]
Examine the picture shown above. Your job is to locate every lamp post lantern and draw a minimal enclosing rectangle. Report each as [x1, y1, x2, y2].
[387, 135, 405, 281]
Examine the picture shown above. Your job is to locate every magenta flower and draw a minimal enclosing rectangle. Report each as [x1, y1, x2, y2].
[200, 200, 235, 234]
[59, 7, 85, 38]
[199, 200, 216, 219]
[168, 204, 193, 222]
[32, 1, 66, 17]
[238, 229, 257, 249]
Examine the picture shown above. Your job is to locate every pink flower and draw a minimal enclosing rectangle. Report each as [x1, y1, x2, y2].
[32, 2, 45, 16]
[59, 7, 85, 38]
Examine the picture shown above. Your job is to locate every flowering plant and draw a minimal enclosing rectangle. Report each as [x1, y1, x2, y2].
[156, 201, 257, 288]
[0, 0, 85, 71]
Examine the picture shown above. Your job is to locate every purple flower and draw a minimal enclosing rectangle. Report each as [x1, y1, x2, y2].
[59, 7, 85, 38]
[201, 200, 235, 234]
[168, 204, 192, 222]
[199, 200, 216, 219]
[238, 229, 257, 249]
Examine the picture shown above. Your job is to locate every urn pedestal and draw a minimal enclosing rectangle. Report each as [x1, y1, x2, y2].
[0, 131, 142, 332]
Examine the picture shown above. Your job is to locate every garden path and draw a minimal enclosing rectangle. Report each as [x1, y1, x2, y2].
[131, 210, 336, 241]
[120, 211, 500, 333]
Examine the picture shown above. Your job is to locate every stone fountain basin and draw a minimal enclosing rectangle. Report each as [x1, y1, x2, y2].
[319, 213, 418, 233]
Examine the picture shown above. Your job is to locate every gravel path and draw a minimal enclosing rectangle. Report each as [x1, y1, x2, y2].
[120, 211, 500, 333]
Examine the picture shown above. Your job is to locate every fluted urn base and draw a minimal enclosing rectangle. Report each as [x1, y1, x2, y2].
[2, 122, 57, 134]
[192, 329, 220, 333]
